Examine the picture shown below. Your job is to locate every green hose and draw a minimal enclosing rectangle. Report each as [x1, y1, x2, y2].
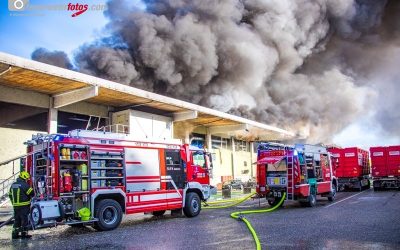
[203, 192, 256, 209]
[206, 196, 247, 205]
[230, 193, 286, 250]
[203, 192, 286, 249]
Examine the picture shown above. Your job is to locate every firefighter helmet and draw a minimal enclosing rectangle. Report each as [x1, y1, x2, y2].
[20, 171, 30, 180]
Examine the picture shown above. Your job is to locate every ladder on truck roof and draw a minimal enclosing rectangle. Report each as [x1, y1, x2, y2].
[258, 142, 293, 151]
[286, 154, 295, 201]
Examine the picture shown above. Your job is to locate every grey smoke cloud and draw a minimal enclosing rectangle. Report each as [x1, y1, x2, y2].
[31, 48, 74, 70]
[31, 0, 400, 143]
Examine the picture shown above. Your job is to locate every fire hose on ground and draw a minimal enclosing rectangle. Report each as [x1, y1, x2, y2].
[203, 192, 257, 209]
[203, 192, 286, 250]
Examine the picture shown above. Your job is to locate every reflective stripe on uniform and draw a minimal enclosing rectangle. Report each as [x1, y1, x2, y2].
[10, 190, 15, 205]
[12, 200, 30, 206]
[17, 188, 20, 204]
[26, 188, 33, 195]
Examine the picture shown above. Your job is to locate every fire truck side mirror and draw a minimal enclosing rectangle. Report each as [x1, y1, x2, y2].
[20, 157, 26, 172]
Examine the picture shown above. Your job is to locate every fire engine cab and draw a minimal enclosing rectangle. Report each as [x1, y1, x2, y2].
[256, 143, 337, 207]
[24, 129, 212, 231]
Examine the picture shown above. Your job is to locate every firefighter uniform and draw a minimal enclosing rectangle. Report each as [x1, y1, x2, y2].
[8, 171, 34, 239]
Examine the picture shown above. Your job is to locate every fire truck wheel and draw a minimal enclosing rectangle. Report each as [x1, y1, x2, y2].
[30, 204, 42, 227]
[307, 194, 317, 207]
[328, 184, 337, 202]
[152, 210, 166, 217]
[183, 192, 201, 218]
[93, 199, 122, 231]
[267, 198, 284, 207]
[357, 181, 362, 192]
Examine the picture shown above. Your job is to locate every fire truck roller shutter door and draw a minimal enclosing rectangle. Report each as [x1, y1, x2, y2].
[125, 148, 161, 191]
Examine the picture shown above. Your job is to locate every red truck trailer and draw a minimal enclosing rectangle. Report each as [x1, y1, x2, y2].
[256, 143, 337, 207]
[370, 145, 400, 190]
[24, 129, 212, 231]
[327, 147, 370, 191]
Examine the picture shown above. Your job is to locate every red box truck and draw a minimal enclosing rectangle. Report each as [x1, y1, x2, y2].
[328, 147, 370, 191]
[370, 145, 400, 190]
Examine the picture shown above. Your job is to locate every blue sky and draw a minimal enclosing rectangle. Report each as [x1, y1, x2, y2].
[0, 0, 111, 60]
[0, 0, 148, 61]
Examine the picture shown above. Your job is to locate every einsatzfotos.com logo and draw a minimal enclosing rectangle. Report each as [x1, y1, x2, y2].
[7, 0, 107, 17]
[8, 0, 29, 11]
[67, 3, 88, 17]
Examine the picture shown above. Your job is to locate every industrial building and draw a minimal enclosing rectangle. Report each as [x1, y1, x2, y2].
[0, 52, 293, 186]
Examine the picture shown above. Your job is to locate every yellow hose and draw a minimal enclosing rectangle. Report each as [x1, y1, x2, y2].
[203, 191, 286, 249]
[206, 197, 245, 204]
[230, 193, 286, 250]
[203, 192, 256, 209]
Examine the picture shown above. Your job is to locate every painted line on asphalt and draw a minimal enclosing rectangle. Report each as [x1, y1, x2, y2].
[324, 189, 369, 208]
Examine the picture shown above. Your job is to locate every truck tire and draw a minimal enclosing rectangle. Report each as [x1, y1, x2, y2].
[93, 199, 122, 231]
[366, 180, 371, 189]
[183, 192, 201, 218]
[152, 210, 166, 217]
[267, 198, 284, 207]
[30, 204, 42, 227]
[328, 184, 337, 202]
[307, 194, 317, 207]
[357, 181, 362, 192]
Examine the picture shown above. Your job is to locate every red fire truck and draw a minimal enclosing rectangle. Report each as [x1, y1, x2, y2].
[370, 145, 400, 190]
[256, 143, 337, 207]
[327, 147, 370, 191]
[24, 129, 212, 231]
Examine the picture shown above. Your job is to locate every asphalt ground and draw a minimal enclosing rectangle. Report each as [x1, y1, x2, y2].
[0, 188, 399, 250]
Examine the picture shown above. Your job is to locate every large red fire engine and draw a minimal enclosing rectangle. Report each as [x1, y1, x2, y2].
[24, 129, 212, 231]
[256, 143, 337, 207]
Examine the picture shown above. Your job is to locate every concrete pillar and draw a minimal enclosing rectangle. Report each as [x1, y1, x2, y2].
[184, 129, 190, 144]
[231, 137, 235, 178]
[48, 98, 58, 134]
[206, 129, 212, 151]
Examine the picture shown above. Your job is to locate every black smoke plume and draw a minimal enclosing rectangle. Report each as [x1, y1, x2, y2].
[31, 48, 74, 70]
[32, 0, 400, 143]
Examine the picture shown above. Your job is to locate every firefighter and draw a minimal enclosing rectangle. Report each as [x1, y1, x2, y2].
[8, 171, 34, 239]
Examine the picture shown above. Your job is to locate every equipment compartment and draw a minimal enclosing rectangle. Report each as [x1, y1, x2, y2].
[90, 150, 125, 189]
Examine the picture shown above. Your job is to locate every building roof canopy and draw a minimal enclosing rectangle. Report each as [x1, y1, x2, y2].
[0, 52, 294, 141]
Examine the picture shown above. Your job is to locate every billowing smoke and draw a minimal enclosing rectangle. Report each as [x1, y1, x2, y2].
[32, 0, 400, 143]
[302, 0, 400, 140]
[31, 48, 74, 70]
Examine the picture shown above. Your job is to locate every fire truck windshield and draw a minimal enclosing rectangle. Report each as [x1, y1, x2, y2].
[267, 159, 287, 172]
[192, 152, 206, 168]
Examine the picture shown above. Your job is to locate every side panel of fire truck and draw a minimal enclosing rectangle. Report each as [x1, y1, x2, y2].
[124, 147, 184, 213]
